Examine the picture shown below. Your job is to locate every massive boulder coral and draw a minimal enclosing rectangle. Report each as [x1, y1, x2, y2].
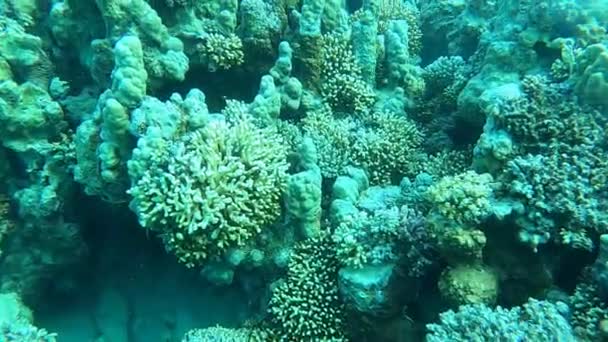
[574, 43, 608, 107]
[74, 35, 147, 202]
[0, 16, 52, 86]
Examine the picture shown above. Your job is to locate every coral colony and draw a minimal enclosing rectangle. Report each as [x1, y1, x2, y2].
[1, 0, 608, 341]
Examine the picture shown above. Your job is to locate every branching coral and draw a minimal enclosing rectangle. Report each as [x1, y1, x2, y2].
[182, 325, 270, 342]
[421, 56, 471, 115]
[195, 33, 244, 71]
[319, 34, 376, 114]
[570, 278, 608, 341]
[0, 195, 15, 256]
[303, 107, 423, 184]
[128, 117, 289, 267]
[302, 103, 358, 178]
[426, 170, 496, 227]
[332, 205, 425, 269]
[0, 293, 57, 342]
[426, 298, 574, 341]
[267, 235, 347, 341]
[486, 76, 608, 249]
[352, 111, 423, 184]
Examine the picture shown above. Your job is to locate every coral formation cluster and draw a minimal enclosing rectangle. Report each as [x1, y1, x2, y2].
[1, 0, 608, 341]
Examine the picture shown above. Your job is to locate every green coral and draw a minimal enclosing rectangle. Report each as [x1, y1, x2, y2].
[182, 325, 270, 342]
[128, 116, 289, 267]
[267, 235, 347, 341]
[303, 107, 423, 184]
[195, 33, 244, 71]
[426, 170, 496, 226]
[427, 298, 574, 341]
[319, 34, 376, 114]
[485, 77, 608, 249]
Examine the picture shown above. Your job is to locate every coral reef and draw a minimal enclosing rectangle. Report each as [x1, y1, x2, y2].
[1, 0, 608, 340]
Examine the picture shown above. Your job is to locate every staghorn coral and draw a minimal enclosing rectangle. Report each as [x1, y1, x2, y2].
[267, 234, 347, 341]
[128, 116, 289, 267]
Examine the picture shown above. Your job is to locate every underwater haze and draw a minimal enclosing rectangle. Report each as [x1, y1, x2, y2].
[1, 0, 608, 341]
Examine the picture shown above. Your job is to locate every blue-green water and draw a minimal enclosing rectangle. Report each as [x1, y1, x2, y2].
[0, 0, 607, 341]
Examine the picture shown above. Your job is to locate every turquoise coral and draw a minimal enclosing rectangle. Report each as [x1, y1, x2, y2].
[267, 235, 347, 341]
[426, 298, 574, 341]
